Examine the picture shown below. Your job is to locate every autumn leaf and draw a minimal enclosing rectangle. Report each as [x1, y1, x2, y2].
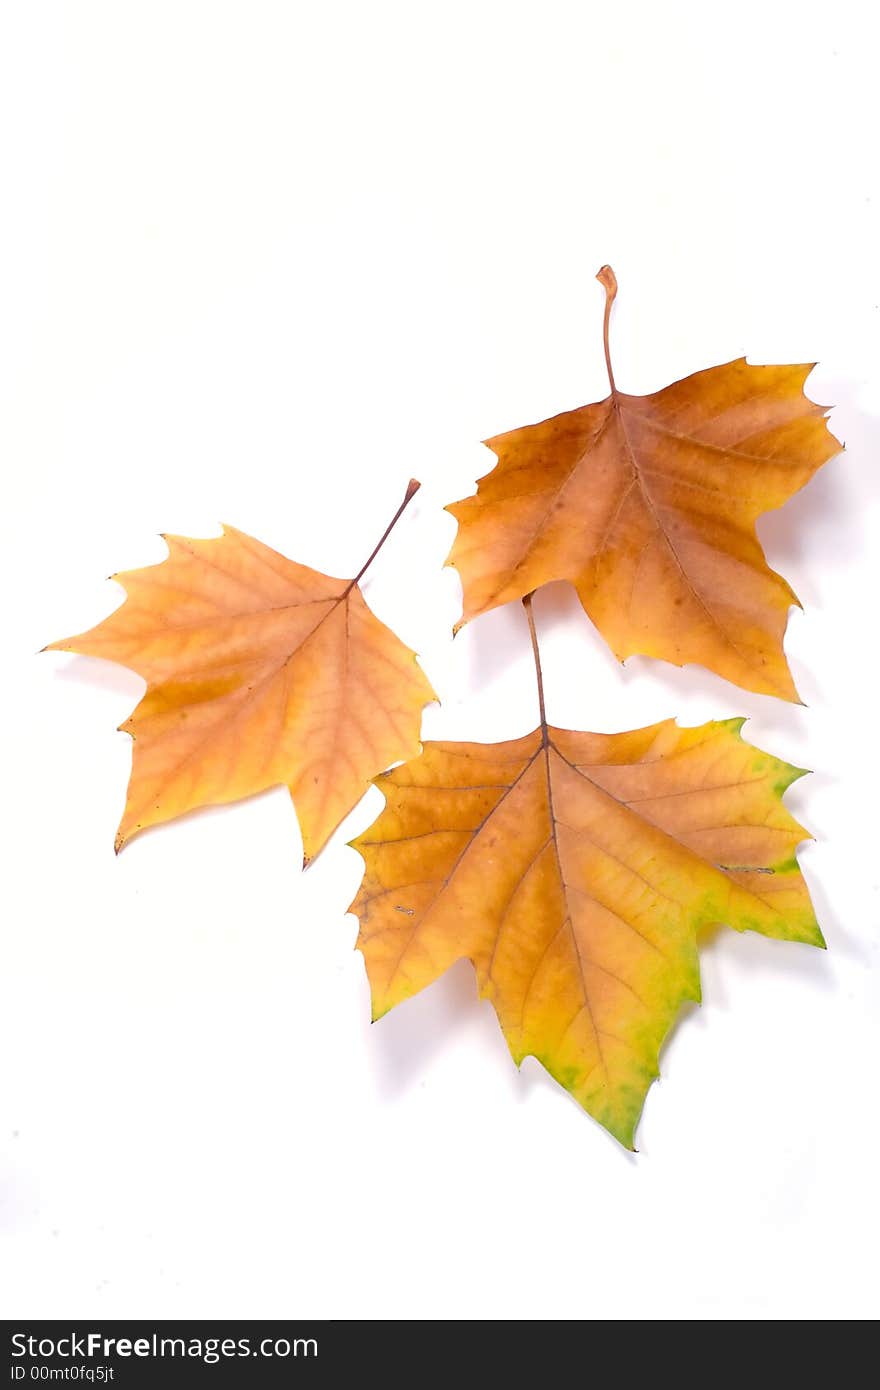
[350, 596, 820, 1147]
[446, 267, 841, 700]
[46, 481, 436, 864]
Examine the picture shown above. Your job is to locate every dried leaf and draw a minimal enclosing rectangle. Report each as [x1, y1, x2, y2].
[350, 600, 819, 1147]
[47, 484, 435, 863]
[447, 267, 841, 699]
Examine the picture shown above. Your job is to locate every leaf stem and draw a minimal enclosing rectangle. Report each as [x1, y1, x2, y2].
[596, 264, 618, 395]
[349, 478, 421, 590]
[522, 592, 548, 740]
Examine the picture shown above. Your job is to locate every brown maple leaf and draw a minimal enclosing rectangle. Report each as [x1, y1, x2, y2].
[46, 481, 436, 864]
[446, 267, 841, 700]
[350, 595, 820, 1147]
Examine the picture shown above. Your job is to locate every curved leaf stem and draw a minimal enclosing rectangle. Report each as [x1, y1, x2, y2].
[522, 592, 548, 742]
[596, 264, 619, 395]
[348, 478, 421, 592]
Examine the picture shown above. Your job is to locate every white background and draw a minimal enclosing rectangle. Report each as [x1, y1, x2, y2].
[2, 0, 878, 1321]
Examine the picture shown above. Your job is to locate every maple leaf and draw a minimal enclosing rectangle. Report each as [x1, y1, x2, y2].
[446, 266, 841, 700]
[349, 596, 820, 1148]
[46, 481, 436, 864]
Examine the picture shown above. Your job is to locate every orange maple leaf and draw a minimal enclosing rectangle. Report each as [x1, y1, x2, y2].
[350, 596, 820, 1147]
[46, 482, 436, 864]
[447, 267, 842, 700]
